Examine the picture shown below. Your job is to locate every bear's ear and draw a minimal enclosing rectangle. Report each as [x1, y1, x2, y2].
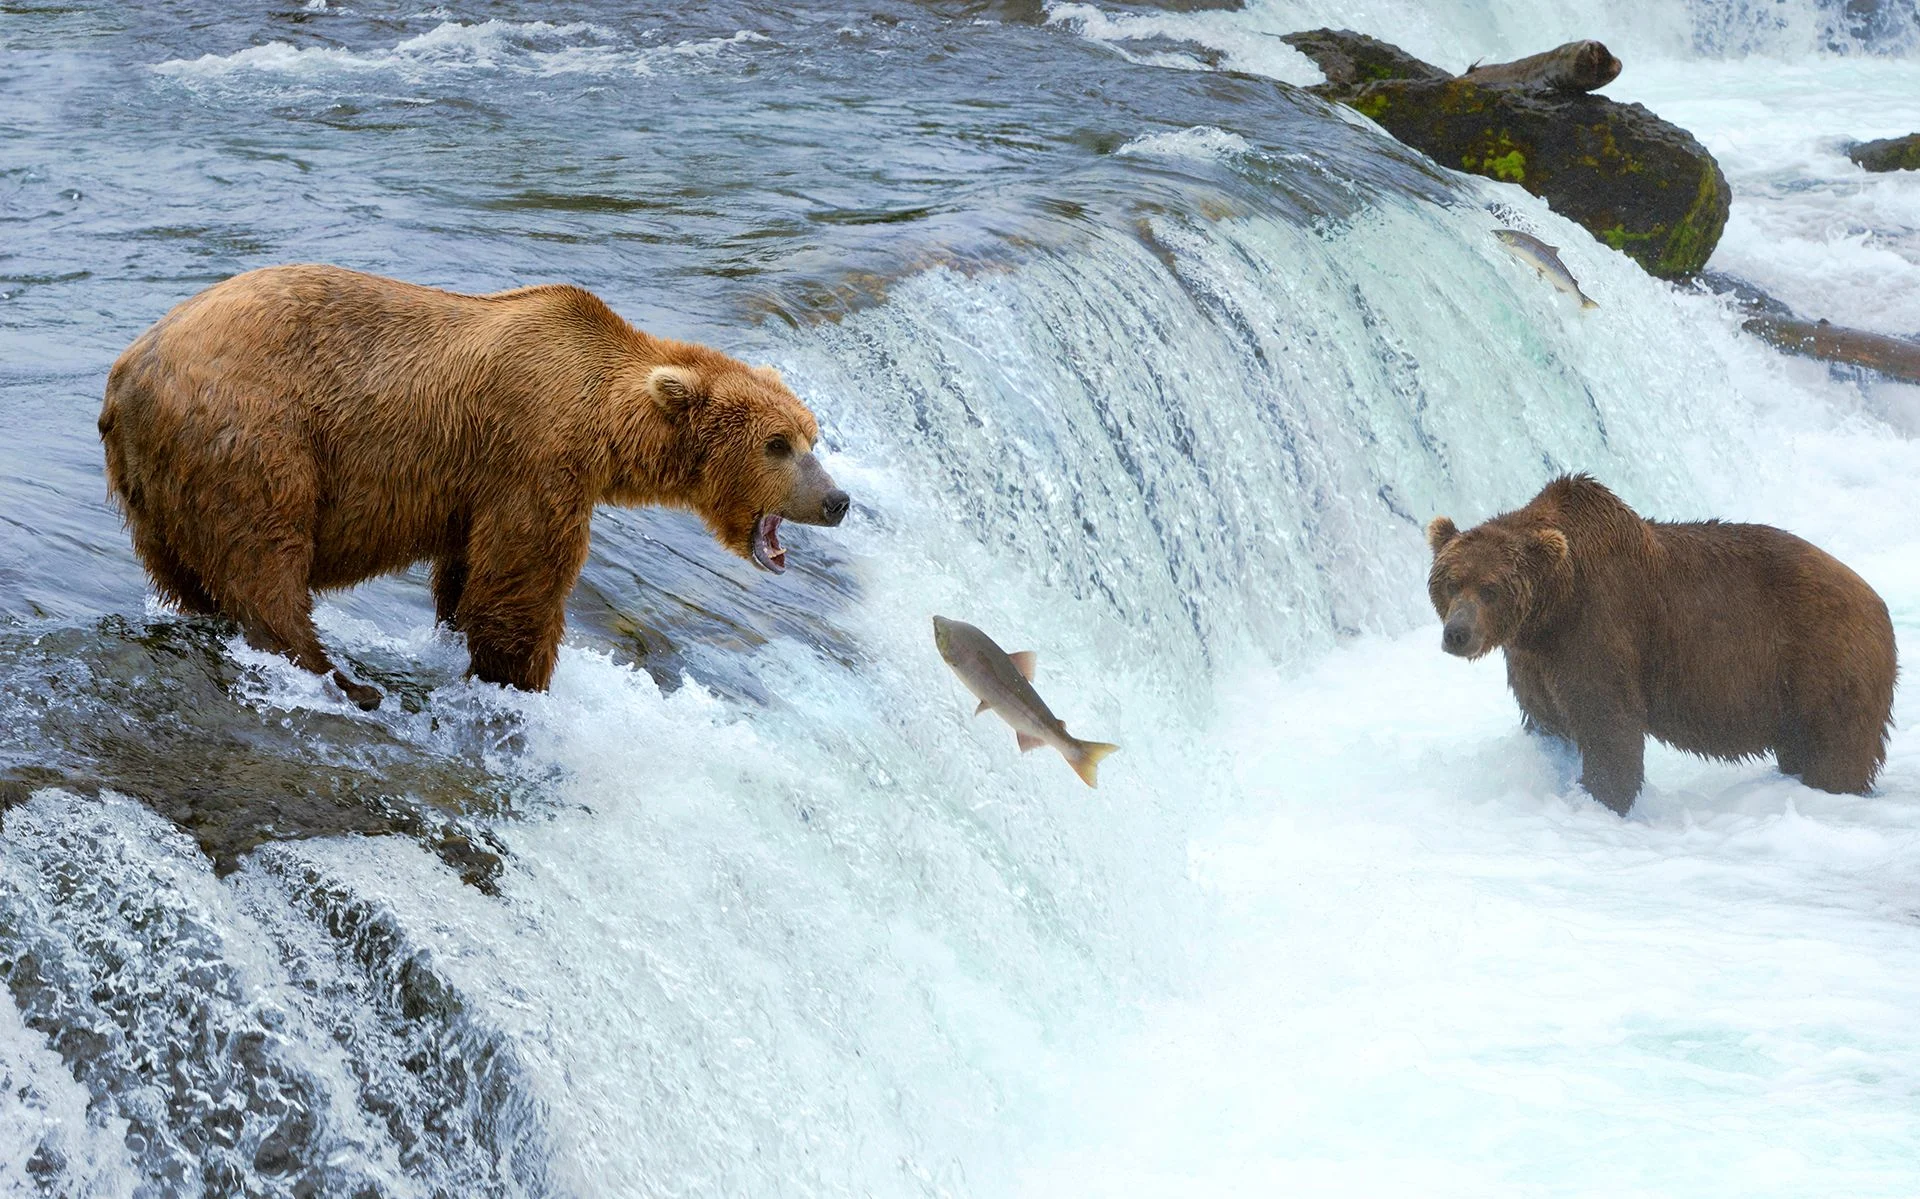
[1425, 516, 1459, 555]
[754, 364, 785, 387]
[1530, 528, 1570, 566]
[647, 365, 704, 417]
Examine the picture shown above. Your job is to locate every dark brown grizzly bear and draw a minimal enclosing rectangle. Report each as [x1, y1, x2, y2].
[100, 264, 849, 710]
[1426, 474, 1897, 813]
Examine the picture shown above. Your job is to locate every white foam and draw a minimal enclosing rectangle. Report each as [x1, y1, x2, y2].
[1614, 58, 1920, 336]
[151, 20, 768, 85]
[0, 792, 425, 1193]
[1047, 1, 1324, 84]
[1117, 126, 1256, 162]
[0, 977, 137, 1198]
[1051, 0, 1913, 76]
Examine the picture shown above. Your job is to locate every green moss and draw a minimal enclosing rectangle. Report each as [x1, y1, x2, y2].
[1599, 223, 1654, 250]
[1350, 93, 1390, 121]
[1653, 164, 1728, 276]
[1855, 139, 1920, 171]
[1437, 81, 1489, 116]
[1589, 166, 1724, 277]
[1483, 149, 1526, 181]
[1462, 132, 1527, 183]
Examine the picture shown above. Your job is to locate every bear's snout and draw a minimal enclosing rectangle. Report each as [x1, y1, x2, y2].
[782, 452, 850, 527]
[1442, 606, 1479, 657]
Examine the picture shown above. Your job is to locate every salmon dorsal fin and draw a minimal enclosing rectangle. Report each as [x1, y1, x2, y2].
[1007, 651, 1037, 681]
[1016, 731, 1044, 753]
[975, 699, 992, 716]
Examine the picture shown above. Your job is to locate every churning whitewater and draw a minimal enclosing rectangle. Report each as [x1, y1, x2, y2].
[2, 0, 1919, 1195]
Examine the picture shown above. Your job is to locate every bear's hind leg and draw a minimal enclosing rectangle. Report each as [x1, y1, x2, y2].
[1793, 715, 1886, 795]
[131, 524, 222, 617]
[432, 552, 468, 630]
[1774, 716, 1813, 781]
[222, 542, 383, 712]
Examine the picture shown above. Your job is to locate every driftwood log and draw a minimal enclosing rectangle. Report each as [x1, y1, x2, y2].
[1461, 40, 1622, 92]
[1743, 314, 1920, 385]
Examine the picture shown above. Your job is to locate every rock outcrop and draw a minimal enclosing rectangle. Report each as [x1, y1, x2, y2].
[1285, 30, 1730, 279]
[1848, 134, 1920, 172]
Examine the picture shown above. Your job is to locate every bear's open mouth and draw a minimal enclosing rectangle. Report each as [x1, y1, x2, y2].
[751, 513, 786, 573]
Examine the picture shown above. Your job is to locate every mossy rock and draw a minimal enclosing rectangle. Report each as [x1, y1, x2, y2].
[1280, 28, 1450, 88]
[1848, 133, 1920, 173]
[1339, 77, 1729, 278]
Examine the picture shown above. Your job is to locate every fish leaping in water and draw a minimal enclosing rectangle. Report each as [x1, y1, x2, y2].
[1495, 228, 1598, 310]
[932, 615, 1119, 788]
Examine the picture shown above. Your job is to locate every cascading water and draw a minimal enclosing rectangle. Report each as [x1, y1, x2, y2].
[3, 1, 1918, 1195]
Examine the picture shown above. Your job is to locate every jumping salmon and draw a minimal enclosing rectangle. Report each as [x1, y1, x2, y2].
[1495, 228, 1599, 309]
[931, 615, 1119, 788]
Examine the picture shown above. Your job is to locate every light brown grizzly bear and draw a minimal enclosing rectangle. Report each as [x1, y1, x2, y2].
[1426, 474, 1896, 814]
[100, 264, 849, 710]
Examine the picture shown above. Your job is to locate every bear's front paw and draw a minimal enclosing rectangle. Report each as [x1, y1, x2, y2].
[332, 671, 384, 711]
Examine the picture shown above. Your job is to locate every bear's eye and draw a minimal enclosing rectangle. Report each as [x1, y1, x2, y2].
[1445, 580, 1462, 597]
[765, 435, 792, 459]
[1477, 584, 1498, 604]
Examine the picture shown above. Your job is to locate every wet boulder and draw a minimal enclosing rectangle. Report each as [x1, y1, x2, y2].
[1279, 29, 1448, 88]
[1285, 30, 1730, 279]
[1848, 133, 1920, 172]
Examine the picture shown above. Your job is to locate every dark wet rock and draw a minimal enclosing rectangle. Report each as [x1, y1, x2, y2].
[0, 798, 549, 1195]
[1280, 28, 1448, 88]
[1347, 81, 1729, 277]
[1291, 30, 1730, 279]
[253, 856, 555, 1190]
[0, 617, 507, 892]
[0, 772, 40, 815]
[1848, 133, 1920, 172]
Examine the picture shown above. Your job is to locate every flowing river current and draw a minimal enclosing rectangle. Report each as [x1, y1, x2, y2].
[3, 1, 1919, 1194]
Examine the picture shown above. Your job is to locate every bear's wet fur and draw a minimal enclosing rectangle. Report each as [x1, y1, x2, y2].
[1426, 474, 1897, 813]
[100, 264, 847, 709]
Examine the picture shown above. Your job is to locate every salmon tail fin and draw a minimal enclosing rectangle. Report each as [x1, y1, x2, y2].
[1069, 740, 1120, 788]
